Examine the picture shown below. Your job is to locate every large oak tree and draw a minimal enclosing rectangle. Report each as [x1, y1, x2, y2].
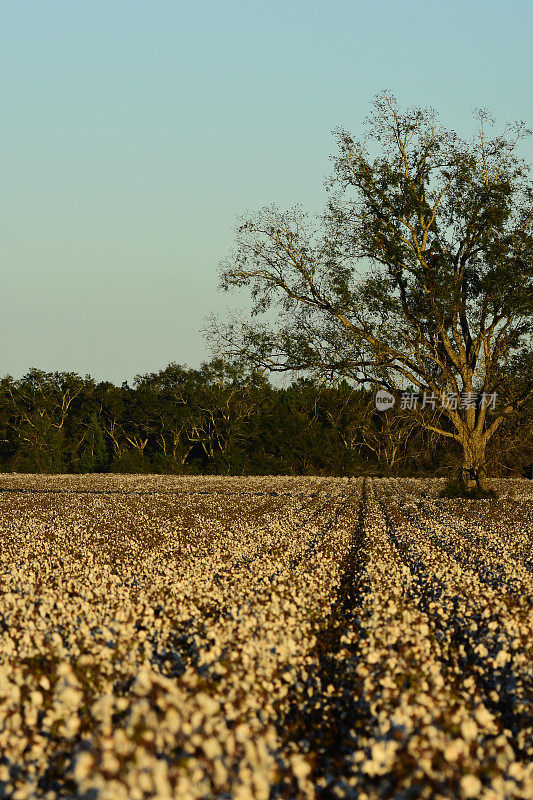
[211, 93, 533, 489]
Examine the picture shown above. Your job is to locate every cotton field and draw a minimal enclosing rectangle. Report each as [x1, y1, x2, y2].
[0, 475, 532, 800]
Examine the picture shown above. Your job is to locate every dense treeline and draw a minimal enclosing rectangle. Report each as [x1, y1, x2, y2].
[0, 361, 531, 476]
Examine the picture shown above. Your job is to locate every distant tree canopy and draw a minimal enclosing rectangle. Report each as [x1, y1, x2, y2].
[0, 362, 531, 477]
[210, 93, 533, 490]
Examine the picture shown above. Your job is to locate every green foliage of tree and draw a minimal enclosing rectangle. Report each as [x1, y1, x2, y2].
[77, 413, 109, 473]
[210, 93, 533, 490]
[3, 369, 87, 473]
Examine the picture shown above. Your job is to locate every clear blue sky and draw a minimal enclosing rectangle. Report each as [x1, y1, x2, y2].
[2, 0, 532, 383]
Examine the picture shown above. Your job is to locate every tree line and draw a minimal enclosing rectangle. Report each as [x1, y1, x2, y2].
[1, 361, 531, 477]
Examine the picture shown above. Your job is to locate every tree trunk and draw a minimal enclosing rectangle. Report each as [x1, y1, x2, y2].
[460, 434, 487, 492]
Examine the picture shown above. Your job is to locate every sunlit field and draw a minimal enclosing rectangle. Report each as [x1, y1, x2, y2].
[0, 475, 532, 800]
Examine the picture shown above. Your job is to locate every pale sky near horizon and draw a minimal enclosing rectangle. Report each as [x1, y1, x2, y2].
[2, 0, 532, 384]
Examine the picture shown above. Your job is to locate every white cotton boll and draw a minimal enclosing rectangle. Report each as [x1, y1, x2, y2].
[73, 752, 94, 783]
[290, 756, 311, 780]
[29, 691, 44, 708]
[152, 759, 171, 797]
[59, 686, 83, 710]
[136, 769, 155, 794]
[508, 762, 525, 781]
[164, 707, 181, 734]
[474, 706, 495, 730]
[0, 674, 21, 705]
[102, 752, 120, 774]
[235, 723, 250, 743]
[197, 693, 219, 716]
[415, 694, 434, 709]
[50, 632, 64, 649]
[252, 771, 272, 800]
[494, 650, 510, 668]
[91, 694, 114, 722]
[443, 740, 464, 762]
[234, 785, 256, 800]
[133, 668, 153, 695]
[212, 759, 228, 788]
[202, 737, 223, 759]
[460, 719, 478, 742]
[362, 741, 398, 776]
[264, 726, 277, 749]
[290, 754, 311, 791]
[57, 662, 76, 680]
[460, 774, 482, 797]
[61, 713, 81, 737]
